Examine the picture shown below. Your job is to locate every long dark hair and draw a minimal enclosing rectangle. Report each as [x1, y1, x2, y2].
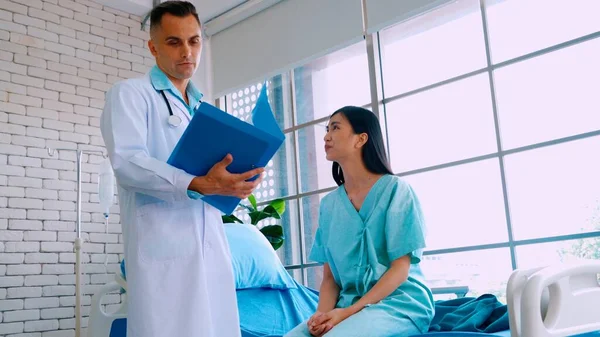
[330, 106, 393, 186]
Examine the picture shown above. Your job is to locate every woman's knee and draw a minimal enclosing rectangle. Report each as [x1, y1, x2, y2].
[321, 309, 420, 337]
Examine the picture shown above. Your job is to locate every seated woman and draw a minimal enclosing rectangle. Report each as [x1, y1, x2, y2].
[285, 106, 434, 337]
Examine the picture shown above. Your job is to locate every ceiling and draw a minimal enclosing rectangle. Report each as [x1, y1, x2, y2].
[93, 0, 248, 23]
[194, 0, 248, 23]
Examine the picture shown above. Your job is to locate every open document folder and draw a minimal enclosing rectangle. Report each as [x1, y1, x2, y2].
[167, 84, 285, 215]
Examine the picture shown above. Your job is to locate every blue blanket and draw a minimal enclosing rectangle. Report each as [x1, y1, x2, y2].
[428, 294, 509, 333]
[237, 281, 319, 337]
[237, 288, 509, 336]
[120, 259, 511, 335]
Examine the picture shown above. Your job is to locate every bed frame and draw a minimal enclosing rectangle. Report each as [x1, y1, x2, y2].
[507, 260, 600, 337]
[87, 260, 600, 337]
[87, 275, 127, 337]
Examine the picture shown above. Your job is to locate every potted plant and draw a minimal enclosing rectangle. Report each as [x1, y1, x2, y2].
[222, 194, 286, 250]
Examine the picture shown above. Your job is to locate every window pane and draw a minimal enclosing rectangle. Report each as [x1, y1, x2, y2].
[306, 266, 323, 291]
[294, 41, 370, 125]
[505, 136, 600, 240]
[495, 39, 600, 149]
[287, 268, 303, 284]
[275, 199, 302, 266]
[485, 0, 600, 63]
[516, 237, 600, 270]
[300, 193, 328, 263]
[380, 0, 487, 97]
[223, 75, 296, 200]
[403, 159, 508, 250]
[226, 74, 293, 130]
[297, 125, 336, 193]
[422, 248, 512, 303]
[253, 134, 297, 201]
[386, 74, 498, 173]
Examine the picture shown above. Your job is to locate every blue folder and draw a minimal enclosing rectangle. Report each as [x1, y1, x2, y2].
[167, 84, 285, 215]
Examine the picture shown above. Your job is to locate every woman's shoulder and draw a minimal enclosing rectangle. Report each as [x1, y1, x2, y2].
[320, 186, 343, 208]
[382, 174, 412, 191]
[380, 175, 419, 205]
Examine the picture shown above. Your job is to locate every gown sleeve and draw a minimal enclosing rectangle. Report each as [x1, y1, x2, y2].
[385, 180, 427, 264]
[100, 80, 196, 203]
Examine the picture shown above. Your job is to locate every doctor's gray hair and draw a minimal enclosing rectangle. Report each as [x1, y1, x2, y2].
[149, 1, 201, 32]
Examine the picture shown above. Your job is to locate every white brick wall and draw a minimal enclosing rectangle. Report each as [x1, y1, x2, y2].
[1, 0, 153, 335]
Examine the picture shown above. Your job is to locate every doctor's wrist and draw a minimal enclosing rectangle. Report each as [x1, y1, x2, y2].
[189, 176, 216, 195]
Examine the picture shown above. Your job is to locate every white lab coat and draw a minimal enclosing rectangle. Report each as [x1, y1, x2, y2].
[100, 72, 241, 337]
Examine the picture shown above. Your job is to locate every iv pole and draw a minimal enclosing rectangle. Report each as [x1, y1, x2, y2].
[47, 147, 107, 337]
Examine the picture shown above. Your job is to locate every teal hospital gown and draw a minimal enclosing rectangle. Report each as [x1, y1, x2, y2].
[285, 174, 434, 337]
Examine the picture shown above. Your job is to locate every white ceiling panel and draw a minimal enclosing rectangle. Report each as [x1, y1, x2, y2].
[93, 0, 248, 22]
[193, 0, 248, 23]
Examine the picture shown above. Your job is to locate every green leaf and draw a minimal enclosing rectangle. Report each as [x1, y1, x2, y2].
[260, 225, 285, 250]
[239, 204, 254, 212]
[267, 199, 285, 216]
[260, 224, 283, 236]
[248, 194, 257, 211]
[249, 204, 285, 225]
[249, 210, 270, 225]
[262, 205, 282, 219]
[221, 214, 243, 224]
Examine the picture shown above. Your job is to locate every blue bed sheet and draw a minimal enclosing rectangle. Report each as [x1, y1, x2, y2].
[237, 280, 319, 337]
[412, 332, 600, 337]
[234, 282, 513, 337]
[411, 332, 511, 337]
[119, 260, 598, 337]
[235, 285, 600, 337]
[235, 282, 513, 337]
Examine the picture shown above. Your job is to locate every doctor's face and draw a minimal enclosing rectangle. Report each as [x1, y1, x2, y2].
[149, 13, 202, 81]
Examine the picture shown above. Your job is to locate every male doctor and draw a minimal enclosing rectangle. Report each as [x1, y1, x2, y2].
[100, 1, 263, 336]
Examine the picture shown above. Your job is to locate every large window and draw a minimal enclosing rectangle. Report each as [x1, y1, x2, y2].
[385, 73, 497, 172]
[221, 0, 600, 300]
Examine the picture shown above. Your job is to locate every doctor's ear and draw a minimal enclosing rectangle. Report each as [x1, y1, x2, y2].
[148, 39, 158, 57]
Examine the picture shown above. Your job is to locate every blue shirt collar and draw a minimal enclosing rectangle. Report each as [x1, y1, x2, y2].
[150, 65, 203, 114]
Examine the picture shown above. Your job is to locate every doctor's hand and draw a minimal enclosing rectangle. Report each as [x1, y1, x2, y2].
[189, 154, 264, 199]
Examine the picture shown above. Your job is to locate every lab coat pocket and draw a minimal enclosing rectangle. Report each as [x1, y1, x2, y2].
[136, 202, 199, 263]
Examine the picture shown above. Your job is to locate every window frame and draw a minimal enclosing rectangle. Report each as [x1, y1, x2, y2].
[218, 0, 600, 294]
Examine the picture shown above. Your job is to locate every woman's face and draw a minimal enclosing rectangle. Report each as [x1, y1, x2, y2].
[324, 113, 365, 162]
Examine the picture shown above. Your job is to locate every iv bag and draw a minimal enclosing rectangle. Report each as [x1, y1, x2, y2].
[98, 157, 115, 217]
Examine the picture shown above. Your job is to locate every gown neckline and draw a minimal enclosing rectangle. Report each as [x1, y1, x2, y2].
[340, 174, 390, 222]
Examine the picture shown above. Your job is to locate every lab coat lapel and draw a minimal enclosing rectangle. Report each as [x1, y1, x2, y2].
[165, 92, 191, 122]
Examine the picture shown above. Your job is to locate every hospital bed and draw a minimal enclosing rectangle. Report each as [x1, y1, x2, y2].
[87, 225, 600, 337]
[414, 259, 600, 337]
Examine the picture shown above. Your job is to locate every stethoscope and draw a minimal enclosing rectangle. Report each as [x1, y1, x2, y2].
[160, 90, 184, 128]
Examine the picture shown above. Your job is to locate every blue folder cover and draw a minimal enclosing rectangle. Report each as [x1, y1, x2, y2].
[167, 84, 285, 215]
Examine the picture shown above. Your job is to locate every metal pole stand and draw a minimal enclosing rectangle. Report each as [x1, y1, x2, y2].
[47, 147, 106, 337]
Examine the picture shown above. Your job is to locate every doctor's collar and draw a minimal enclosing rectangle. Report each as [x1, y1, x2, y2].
[149, 65, 203, 103]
